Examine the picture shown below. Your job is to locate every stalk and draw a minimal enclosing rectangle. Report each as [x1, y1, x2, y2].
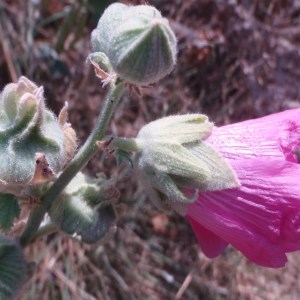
[20, 81, 126, 247]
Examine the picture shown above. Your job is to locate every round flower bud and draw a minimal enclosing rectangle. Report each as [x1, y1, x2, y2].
[91, 3, 177, 85]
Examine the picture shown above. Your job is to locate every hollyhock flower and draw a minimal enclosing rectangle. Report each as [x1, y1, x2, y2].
[187, 109, 300, 268]
[108, 114, 239, 209]
[109, 109, 300, 268]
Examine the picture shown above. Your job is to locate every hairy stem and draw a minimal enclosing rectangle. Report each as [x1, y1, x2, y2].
[20, 81, 126, 247]
[109, 137, 140, 152]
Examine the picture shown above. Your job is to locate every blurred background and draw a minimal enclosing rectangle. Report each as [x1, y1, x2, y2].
[1, 0, 300, 299]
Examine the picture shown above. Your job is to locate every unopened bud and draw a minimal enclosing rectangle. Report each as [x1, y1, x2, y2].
[91, 3, 177, 85]
[48, 172, 119, 244]
[0, 77, 76, 195]
[111, 115, 239, 212]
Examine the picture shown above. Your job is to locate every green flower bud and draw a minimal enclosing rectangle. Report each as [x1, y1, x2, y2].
[110, 114, 239, 212]
[48, 172, 119, 244]
[91, 3, 177, 85]
[0, 77, 76, 196]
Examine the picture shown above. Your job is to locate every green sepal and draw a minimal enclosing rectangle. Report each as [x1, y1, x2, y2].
[48, 172, 118, 244]
[0, 194, 20, 231]
[134, 114, 239, 208]
[137, 140, 239, 202]
[87, 52, 112, 73]
[138, 142, 210, 186]
[187, 142, 239, 191]
[115, 149, 133, 175]
[137, 114, 213, 144]
[0, 236, 27, 300]
[0, 77, 76, 195]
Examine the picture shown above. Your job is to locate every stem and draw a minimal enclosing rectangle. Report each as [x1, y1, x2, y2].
[31, 221, 58, 241]
[20, 81, 126, 247]
[110, 137, 140, 152]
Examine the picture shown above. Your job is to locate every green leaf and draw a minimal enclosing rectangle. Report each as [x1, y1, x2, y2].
[0, 236, 27, 299]
[0, 194, 20, 231]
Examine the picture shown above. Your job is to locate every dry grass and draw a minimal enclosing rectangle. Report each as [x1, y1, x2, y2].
[1, 0, 300, 299]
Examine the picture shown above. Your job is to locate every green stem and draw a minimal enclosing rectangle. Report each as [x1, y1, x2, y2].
[20, 81, 126, 247]
[31, 221, 58, 241]
[110, 137, 140, 152]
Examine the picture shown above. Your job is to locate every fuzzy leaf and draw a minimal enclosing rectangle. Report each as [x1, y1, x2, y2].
[0, 194, 20, 231]
[0, 236, 26, 299]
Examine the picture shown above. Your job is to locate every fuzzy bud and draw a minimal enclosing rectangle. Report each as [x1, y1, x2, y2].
[133, 115, 239, 211]
[48, 172, 119, 244]
[91, 3, 177, 85]
[0, 77, 76, 196]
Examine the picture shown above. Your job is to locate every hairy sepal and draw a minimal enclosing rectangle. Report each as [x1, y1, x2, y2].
[0, 77, 76, 195]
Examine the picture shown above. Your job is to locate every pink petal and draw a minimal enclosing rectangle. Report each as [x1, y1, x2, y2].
[187, 216, 228, 258]
[187, 158, 300, 267]
[206, 109, 300, 162]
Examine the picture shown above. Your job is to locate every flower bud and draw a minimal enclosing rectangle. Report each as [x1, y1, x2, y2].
[133, 115, 239, 211]
[48, 172, 119, 244]
[91, 3, 177, 85]
[0, 77, 76, 195]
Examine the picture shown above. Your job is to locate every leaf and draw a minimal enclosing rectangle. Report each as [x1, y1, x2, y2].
[0, 194, 20, 231]
[0, 236, 27, 299]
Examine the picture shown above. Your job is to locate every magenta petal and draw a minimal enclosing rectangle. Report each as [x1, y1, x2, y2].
[187, 216, 228, 258]
[187, 158, 300, 268]
[206, 109, 300, 162]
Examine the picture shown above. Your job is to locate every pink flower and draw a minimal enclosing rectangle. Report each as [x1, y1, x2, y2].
[186, 109, 300, 268]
